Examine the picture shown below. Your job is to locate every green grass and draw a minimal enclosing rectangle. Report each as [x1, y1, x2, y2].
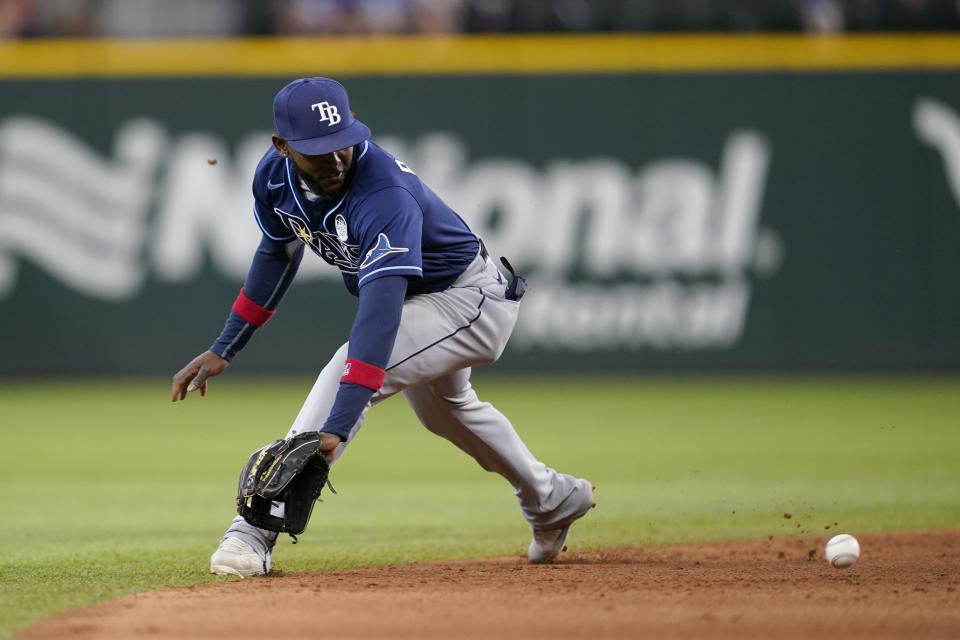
[1, 376, 959, 637]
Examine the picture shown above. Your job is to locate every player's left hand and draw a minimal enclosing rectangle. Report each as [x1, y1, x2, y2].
[170, 350, 229, 402]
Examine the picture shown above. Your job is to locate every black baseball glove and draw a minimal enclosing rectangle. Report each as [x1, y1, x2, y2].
[236, 432, 334, 540]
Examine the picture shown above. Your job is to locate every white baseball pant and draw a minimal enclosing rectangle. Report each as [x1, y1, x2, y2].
[224, 251, 588, 554]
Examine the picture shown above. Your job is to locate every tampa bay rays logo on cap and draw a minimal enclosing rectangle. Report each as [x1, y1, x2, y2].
[360, 233, 408, 269]
[274, 78, 370, 155]
[311, 101, 341, 126]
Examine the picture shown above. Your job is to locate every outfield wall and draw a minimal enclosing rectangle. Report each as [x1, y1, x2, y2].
[1, 36, 959, 374]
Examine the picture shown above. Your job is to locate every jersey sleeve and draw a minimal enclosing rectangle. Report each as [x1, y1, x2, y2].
[252, 182, 295, 242]
[209, 235, 303, 360]
[352, 187, 423, 289]
[321, 275, 407, 440]
[209, 183, 300, 360]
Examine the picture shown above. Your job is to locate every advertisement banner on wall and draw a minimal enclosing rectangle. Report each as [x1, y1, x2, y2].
[2, 43, 960, 374]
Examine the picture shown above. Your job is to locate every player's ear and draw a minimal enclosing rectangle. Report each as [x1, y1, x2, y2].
[272, 135, 289, 158]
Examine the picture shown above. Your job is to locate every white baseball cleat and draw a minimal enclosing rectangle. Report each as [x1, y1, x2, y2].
[210, 537, 271, 577]
[528, 481, 596, 564]
[528, 527, 572, 564]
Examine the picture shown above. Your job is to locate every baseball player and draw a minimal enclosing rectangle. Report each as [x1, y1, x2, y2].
[170, 77, 594, 577]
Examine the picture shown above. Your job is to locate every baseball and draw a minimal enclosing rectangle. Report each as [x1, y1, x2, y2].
[824, 534, 860, 568]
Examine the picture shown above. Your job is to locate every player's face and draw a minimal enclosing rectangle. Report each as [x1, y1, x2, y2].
[274, 137, 355, 196]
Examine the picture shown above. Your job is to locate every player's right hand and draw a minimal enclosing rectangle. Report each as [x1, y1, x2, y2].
[170, 350, 229, 402]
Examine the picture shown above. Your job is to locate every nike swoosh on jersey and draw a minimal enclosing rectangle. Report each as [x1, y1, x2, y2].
[359, 233, 409, 269]
[267, 180, 284, 190]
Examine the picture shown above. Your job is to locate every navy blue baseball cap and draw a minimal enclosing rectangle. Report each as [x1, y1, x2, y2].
[273, 77, 371, 155]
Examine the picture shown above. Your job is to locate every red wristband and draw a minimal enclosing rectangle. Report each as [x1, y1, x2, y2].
[341, 358, 386, 391]
[232, 288, 275, 328]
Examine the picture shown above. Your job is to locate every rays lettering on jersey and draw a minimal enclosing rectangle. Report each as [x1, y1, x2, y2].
[272, 207, 359, 273]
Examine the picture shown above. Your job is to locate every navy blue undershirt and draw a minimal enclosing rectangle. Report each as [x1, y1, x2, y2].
[210, 237, 303, 361]
[320, 274, 407, 440]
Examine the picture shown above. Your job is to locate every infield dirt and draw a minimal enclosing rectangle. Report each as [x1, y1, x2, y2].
[21, 531, 960, 639]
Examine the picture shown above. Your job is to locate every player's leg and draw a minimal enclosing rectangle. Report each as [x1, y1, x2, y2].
[212, 342, 370, 576]
[285, 341, 371, 461]
[402, 368, 593, 560]
[384, 252, 592, 561]
[211, 296, 481, 576]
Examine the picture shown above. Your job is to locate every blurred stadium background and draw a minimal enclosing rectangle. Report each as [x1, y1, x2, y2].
[3, 0, 960, 36]
[2, 3, 960, 375]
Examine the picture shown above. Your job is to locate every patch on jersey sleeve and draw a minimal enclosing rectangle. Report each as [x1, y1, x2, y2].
[359, 233, 409, 269]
